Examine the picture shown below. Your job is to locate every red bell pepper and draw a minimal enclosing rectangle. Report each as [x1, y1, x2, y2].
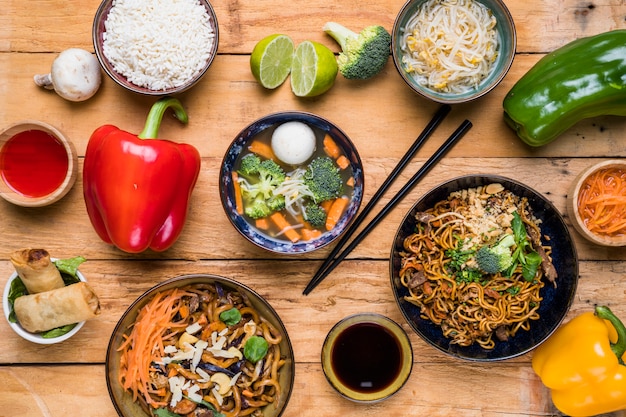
[83, 97, 201, 253]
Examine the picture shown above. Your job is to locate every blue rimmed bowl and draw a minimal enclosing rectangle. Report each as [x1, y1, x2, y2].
[219, 111, 364, 254]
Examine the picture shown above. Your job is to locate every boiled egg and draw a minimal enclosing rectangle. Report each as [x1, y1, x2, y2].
[271, 121, 316, 165]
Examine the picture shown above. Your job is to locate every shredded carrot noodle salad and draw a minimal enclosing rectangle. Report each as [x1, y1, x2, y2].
[117, 283, 287, 417]
[577, 167, 626, 237]
[400, 0, 499, 93]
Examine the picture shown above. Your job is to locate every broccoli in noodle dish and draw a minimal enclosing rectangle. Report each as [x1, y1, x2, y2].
[398, 183, 558, 349]
[117, 283, 287, 416]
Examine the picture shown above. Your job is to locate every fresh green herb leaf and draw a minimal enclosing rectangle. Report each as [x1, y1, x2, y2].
[244, 335, 269, 364]
[506, 286, 521, 296]
[511, 212, 526, 245]
[183, 396, 226, 417]
[7, 277, 27, 323]
[54, 256, 86, 280]
[522, 251, 542, 281]
[509, 211, 544, 282]
[154, 408, 181, 417]
[219, 308, 242, 326]
[41, 324, 76, 338]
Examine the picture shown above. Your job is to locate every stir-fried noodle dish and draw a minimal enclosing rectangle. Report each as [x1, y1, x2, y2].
[117, 283, 287, 416]
[398, 184, 558, 349]
[400, 0, 499, 93]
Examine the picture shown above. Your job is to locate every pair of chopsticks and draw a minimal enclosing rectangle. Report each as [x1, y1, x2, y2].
[303, 105, 472, 295]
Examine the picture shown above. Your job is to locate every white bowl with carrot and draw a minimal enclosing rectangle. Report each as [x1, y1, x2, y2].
[567, 160, 626, 247]
[219, 111, 364, 254]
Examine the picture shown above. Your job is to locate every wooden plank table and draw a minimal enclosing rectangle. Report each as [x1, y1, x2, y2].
[1, 0, 626, 416]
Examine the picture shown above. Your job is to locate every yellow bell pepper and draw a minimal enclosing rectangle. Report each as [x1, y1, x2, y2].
[532, 305, 626, 417]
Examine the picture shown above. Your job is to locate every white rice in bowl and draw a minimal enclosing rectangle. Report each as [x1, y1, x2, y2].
[102, 0, 216, 91]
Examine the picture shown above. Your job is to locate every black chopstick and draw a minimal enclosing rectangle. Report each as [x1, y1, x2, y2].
[303, 104, 451, 295]
[303, 119, 472, 295]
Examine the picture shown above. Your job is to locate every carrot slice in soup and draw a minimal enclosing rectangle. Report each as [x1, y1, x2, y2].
[326, 196, 349, 230]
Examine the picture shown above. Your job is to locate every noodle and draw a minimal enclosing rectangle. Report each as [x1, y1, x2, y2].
[400, 0, 499, 93]
[398, 184, 554, 349]
[117, 283, 286, 416]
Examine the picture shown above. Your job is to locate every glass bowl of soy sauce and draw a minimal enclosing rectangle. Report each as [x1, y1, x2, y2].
[321, 313, 413, 403]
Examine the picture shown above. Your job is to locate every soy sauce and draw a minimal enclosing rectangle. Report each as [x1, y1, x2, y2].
[331, 322, 403, 393]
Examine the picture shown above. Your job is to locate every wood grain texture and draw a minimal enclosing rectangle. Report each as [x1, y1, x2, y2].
[1, 1, 626, 416]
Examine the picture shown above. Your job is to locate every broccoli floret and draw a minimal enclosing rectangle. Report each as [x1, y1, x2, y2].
[239, 158, 286, 200]
[475, 234, 516, 274]
[323, 22, 391, 80]
[303, 156, 343, 203]
[304, 204, 327, 228]
[267, 194, 286, 212]
[244, 196, 272, 219]
[239, 154, 262, 176]
[238, 156, 286, 218]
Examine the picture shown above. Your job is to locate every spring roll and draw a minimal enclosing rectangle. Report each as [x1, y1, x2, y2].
[10, 248, 64, 294]
[14, 282, 101, 333]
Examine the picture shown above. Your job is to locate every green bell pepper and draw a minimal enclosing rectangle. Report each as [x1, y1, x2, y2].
[503, 30, 626, 147]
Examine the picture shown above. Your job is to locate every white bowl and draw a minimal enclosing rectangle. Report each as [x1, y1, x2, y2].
[3, 264, 87, 344]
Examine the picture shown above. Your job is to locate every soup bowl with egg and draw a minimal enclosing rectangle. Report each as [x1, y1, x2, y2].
[391, 0, 516, 104]
[219, 112, 364, 254]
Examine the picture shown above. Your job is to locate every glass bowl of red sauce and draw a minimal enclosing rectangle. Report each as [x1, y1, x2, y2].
[568, 160, 626, 247]
[0, 121, 78, 207]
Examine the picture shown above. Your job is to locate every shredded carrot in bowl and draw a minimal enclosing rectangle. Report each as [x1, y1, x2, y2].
[115, 283, 288, 416]
[577, 167, 626, 238]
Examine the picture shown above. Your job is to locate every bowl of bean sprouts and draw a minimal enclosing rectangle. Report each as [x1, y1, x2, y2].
[391, 0, 516, 104]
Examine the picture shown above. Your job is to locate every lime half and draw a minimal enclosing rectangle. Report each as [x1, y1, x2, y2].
[250, 34, 295, 89]
[290, 41, 338, 97]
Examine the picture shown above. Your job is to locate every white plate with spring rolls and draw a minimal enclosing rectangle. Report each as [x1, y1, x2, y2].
[3, 248, 101, 344]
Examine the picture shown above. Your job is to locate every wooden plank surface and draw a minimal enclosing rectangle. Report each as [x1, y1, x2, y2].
[1, 0, 626, 416]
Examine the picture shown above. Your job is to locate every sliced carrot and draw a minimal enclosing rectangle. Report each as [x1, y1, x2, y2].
[326, 196, 349, 230]
[577, 167, 626, 237]
[346, 176, 355, 187]
[232, 172, 244, 215]
[178, 304, 190, 319]
[255, 217, 270, 230]
[167, 366, 179, 378]
[117, 287, 196, 408]
[323, 134, 342, 159]
[269, 212, 300, 242]
[301, 228, 322, 241]
[248, 140, 276, 160]
[336, 155, 350, 170]
[320, 199, 334, 213]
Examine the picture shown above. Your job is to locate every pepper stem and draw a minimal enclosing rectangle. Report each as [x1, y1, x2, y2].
[138, 97, 189, 139]
[596, 305, 626, 365]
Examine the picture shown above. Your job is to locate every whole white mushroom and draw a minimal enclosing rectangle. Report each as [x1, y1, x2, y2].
[271, 121, 317, 165]
[34, 48, 102, 102]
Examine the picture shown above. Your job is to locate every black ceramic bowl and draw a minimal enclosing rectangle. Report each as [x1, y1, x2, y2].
[106, 274, 295, 417]
[390, 175, 578, 361]
[219, 111, 364, 254]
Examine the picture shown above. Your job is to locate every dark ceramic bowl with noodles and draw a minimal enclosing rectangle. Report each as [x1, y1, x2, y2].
[106, 274, 295, 417]
[389, 175, 578, 361]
